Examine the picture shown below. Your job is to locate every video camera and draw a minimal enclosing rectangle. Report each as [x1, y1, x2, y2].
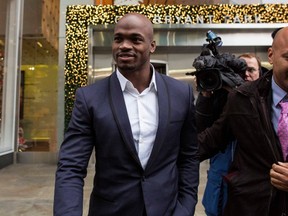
[186, 30, 246, 92]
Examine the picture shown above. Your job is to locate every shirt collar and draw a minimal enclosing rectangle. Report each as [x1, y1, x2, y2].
[272, 76, 287, 107]
[116, 64, 157, 92]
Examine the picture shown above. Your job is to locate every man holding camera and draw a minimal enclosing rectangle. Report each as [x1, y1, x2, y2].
[196, 52, 262, 216]
[198, 27, 288, 216]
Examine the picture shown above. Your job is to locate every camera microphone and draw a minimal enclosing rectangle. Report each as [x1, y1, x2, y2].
[206, 30, 223, 47]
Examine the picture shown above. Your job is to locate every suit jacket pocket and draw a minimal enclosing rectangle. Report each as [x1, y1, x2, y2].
[91, 189, 116, 205]
[89, 190, 117, 216]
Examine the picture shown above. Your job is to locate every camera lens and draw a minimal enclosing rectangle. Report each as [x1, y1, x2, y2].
[197, 69, 222, 91]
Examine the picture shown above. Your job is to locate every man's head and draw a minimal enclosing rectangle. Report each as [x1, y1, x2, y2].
[268, 26, 288, 92]
[112, 13, 156, 74]
[238, 53, 261, 81]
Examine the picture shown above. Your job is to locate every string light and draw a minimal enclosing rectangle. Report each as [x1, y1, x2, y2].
[65, 4, 288, 127]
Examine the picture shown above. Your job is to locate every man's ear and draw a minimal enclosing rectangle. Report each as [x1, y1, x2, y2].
[150, 40, 156, 54]
[267, 47, 273, 64]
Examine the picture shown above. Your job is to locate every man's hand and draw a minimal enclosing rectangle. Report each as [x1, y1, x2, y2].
[270, 162, 288, 192]
[201, 91, 213, 97]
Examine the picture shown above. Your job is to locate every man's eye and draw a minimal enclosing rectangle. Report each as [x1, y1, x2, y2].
[114, 37, 122, 42]
[132, 37, 142, 43]
[247, 67, 257, 73]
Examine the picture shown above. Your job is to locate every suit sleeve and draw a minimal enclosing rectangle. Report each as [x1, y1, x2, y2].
[173, 84, 200, 216]
[54, 88, 95, 216]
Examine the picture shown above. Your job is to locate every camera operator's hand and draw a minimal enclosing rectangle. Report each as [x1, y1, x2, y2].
[201, 85, 232, 98]
[201, 91, 213, 97]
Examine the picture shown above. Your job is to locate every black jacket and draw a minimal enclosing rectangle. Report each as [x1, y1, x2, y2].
[198, 70, 287, 216]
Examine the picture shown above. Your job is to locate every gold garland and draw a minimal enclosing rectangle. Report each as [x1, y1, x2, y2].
[64, 4, 288, 127]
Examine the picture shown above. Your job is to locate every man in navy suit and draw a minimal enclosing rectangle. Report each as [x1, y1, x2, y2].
[54, 13, 199, 216]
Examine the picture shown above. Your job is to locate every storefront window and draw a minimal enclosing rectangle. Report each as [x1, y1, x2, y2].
[18, 0, 59, 152]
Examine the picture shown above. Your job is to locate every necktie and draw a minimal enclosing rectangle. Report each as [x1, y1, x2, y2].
[277, 101, 288, 161]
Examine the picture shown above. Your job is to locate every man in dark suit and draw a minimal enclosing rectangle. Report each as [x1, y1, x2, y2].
[54, 13, 199, 216]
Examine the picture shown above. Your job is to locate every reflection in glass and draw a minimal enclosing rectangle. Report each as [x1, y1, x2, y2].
[19, 40, 58, 152]
[17, 0, 60, 152]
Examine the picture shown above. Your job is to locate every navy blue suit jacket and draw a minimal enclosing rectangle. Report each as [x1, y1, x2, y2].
[54, 71, 199, 216]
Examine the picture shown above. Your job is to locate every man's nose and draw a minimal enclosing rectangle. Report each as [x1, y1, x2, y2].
[119, 40, 132, 49]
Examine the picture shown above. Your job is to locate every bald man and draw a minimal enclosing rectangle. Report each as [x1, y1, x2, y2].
[54, 13, 199, 216]
[198, 27, 288, 216]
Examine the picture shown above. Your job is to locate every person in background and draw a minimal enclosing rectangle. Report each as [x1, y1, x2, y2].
[18, 127, 28, 151]
[238, 53, 262, 81]
[54, 13, 199, 216]
[198, 27, 288, 216]
[197, 52, 262, 216]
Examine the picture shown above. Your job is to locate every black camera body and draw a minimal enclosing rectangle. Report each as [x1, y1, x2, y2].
[189, 31, 246, 92]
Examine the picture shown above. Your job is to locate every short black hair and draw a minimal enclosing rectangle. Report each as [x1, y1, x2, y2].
[271, 27, 283, 39]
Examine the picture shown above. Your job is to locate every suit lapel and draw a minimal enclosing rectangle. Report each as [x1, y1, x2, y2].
[109, 73, 142, 167]
[145, 73, 170, 172]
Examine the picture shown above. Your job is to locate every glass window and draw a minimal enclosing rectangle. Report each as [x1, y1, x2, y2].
[0, 0, 7, 137]
[19, 0, 59, 152]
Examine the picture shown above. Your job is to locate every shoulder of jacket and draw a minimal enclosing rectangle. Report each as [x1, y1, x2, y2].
[159, 73, 189, 87]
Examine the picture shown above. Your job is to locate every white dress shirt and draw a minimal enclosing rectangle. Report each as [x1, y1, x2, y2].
[116, 67, 159, 169]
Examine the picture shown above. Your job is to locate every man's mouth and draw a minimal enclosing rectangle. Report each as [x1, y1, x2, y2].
[117, 53, 135, 61]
